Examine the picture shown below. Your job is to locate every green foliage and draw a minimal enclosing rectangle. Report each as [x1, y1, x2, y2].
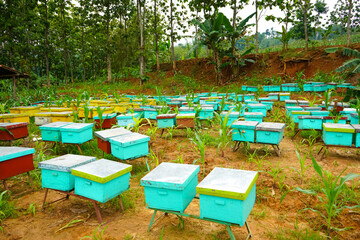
[189, 131, 206, 176]
[214, 111, 232, 157]
[80, 224, 107, 240]
[290, 151, 311, 184]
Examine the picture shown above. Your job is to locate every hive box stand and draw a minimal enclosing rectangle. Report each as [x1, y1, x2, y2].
[72, 159, 132, 203]
[197, 167, 258, 226]
[94, 113, 117, 129]
[322, 123, 355, 147]
[94, 128, 131, 154]
[141, 162, 200, 213]
[0, 147, 35, 190]
[231, 121, 259, 143]
[59, 123, 94, 144]
[0, 122, 29, 141]
[109, 132, 150, 160]
[39, 154, 97, 191]
[256, 122, 286, 145]
[40, 122, 73, 142]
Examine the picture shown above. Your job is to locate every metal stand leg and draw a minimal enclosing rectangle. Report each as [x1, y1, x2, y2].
[3, 180, 9, 191]
[88, 141, 95, 151]
[27, 172, 34, 188]
[160, 129, 164, 137]
[292, 130, 300, 140]
[145, 157, 150, 172]
[245, 221, 252, 240]
[148, 210, 158, 231]
[272, 145, 281, 157]
[76, 144, 82, 154]
[42, 188, 49, 210]
[119, 195, 124, 212]
[226, 226, 235, 240]
[93, 202, 103, 223]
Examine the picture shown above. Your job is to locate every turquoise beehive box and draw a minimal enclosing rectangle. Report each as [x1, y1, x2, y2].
[40, 122, 73, 142]
[322, 123, 355, 147]
[303, 107, 322, 112]
[256, 122, 285, 145]
[221, 111, 240, 126]
[39, 154, 96, 191]
[311, 111, 330, 117]
[298, 116, 323, 130]
[351, 124, 360, 147]
[141, 162, 200, 213]
[350, 113, 359, 124]
[156, 114, 177, 128]
[246, 86, 258, 92]
[279, 93, 290, 101]
[59, 123, 93, 144]
[117, 113, 136, 127]
[244, 112, 263, 123]
[179, 107, 195, 114]
[268, 93, 279, 100]
[197, 168, 258, 226]
[143, 108, 158, 120]
[286, 106, 303, 116]
[244, 94, 255, 101]
[110, 132, 150, 160]
[340, 108, 357, 120]
[199, 107, 214, 120]
[261, 101, 274, 110]
[285, 100, 297, 107]
[231, 121, 259, 142]
[303, 83, 314, 92]
[247, 103, 267, 117]
[291, 111, 310, 123]
[297, 100, 309, 106]
[72, 159, 132, 203]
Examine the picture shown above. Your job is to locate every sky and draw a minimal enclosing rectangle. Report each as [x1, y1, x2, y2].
[179, 0, 338, 44]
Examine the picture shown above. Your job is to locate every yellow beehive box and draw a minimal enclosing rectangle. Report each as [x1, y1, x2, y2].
[10, 106, 41, 116]
[0, 114, 30, 123]
[51, 112, 73, 122]
[92, 107, 115, 117]
[40, 107, 72, 112]
[78, 106, 114, 119]
[90, 100, 111, 106]
[110, 103, 130, 113]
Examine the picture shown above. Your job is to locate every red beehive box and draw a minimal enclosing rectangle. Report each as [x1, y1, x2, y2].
[94, 128, 131, 154]
[0, 122, 29, 140]
[94, 113, 117, 129]
[0, 147, 35, 180]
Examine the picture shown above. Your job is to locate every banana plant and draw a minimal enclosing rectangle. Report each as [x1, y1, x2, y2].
[325, 47, 360, 74]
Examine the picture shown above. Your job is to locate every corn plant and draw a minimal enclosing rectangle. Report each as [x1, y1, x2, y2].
[214, 111, 232, 157]
[146, 123, 158, 139]
[190, 131, 206, 176]
[288, 156, 360, 236]
[0, 101, 8, 114]
[70, 110, 80, 123]
[0, 190, 16, 231]
[27, 203, 36, 217]
[323, 89, 333, 110]
[301, 95, 319, 107]
[130, 116, 150, 133]
[95, 106, 107, 130]
[83, 101, 93, 123]
[290, 151, 311, 185]
[350, 98, 360, 124]
[266, 162, 287, 192]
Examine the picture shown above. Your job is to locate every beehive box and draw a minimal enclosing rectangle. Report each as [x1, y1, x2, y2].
[221, 111, 240, 126]
[0, 122, 29, 140]
[34, 112, 53, 125]
[0, 114, 30, 123]
[314, 84, 328, 92]
[94, 113, 117, 129]
[39, 154, 97, 191]
[197, 167, 258, 226]
[340, 108, 357, 120]
[94, 128, 131, 154]
[143, 108, 158, 120]
[236, 94, 243, 102]
[303, 107, 322, 111]
[59, 123, 94, 144]
[297, 100, 309, 106]
[244, 100, 259, 104]
[311, 111, 330, 117]
[72, 159, 132, 203]
[350, 113, 359, 124]
[288, 84, 301, 92]
[117, 113, 136, 127]
[351, 124, 360, 147]
[247, 104, 267, 117]
[256, 122, 285, 145]
[285, 100, 297, 107]
[39, 122, 72, 142]
[204, 101, 219, 110]
[246, 86, 258, 92]
[0, 147, 35, 181]
[40, 107, 72, 112]
[244, 94, 255, 101]
[268, 86, 281, 92]
[109, 133, 150, 160]
[322, 123, 354, 146]
[261, 101, 274, 110]
[199, 107, 214, 120]
[285, 106, 303, 116]
[323, 116, 347, 124]
[141, 162, 200, 213]
[231, 121, 259, 142]
[298, 116, 323, 130]
[279, 93, 290, 101]
[327, 82, 337, 90]
[291, 111, 310, 123]
[51, 112, 73, 122]
[241, 85, 247, 91]
[268, 93, 279, 100]
[156, 114, 177, 128]
[176, 113, 195, 128]
[303, 83, 314, 92]
[244, 112, 264, 123]
[10, 106, 41, 116]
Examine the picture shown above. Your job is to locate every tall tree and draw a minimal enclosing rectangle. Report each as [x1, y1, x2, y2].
[314, 0, 328, 40]
[137, 0, 145, 84]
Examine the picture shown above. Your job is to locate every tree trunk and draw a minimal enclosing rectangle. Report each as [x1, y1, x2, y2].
[81, 26, 86, 82]
[255, 0, 259, 56]
[44, 0, 50, 87]
[154, 0, 160, 71]
[170, 0, 176, 71]
[69, 51, 74, 83]
[137, 0, 145, 85]
[231, 0, 237, 56]
[302, 1, 309, 52]
[214, 49, 222, 85]
[12, 76, 16, 99]
[106, 3, 112, 82]
[346, 0, 352, 46]
[61, 2, 68, 85]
